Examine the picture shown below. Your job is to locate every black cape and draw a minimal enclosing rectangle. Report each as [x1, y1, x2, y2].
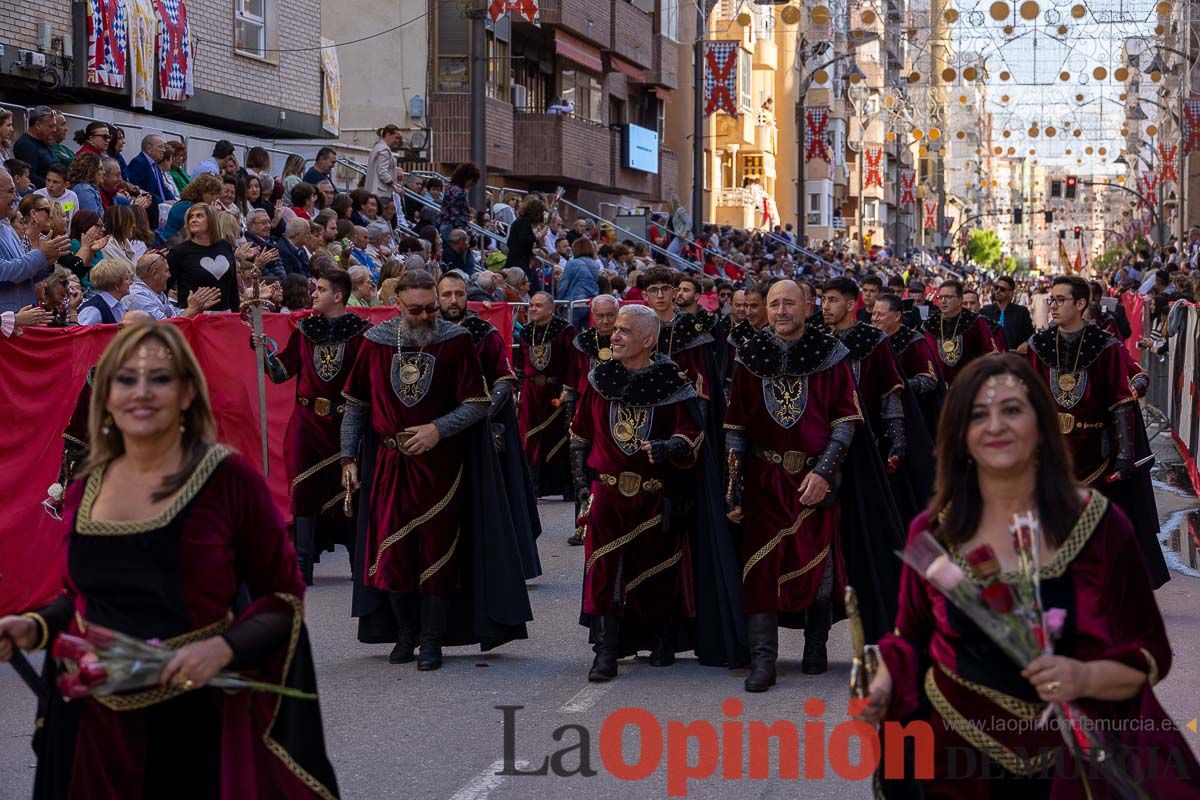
[351, 421, 533, 648]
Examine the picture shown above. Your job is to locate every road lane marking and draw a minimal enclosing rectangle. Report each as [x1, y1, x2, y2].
[448, 759, 529, 800]
[559, 682, 612, 713]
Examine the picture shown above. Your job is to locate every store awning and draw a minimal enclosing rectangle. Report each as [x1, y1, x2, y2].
[555, 31, 603, 74]
[608, 55, 647, 83]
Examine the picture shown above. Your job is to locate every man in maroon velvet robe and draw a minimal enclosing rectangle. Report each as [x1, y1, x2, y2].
[516, 291, 576, 498]
[872, 292, 945, 437]
[563, 294, 619, 545]
[643, 267, 718, 413]
[725, 280, 862, 692]
[724, 283, 767, 395]
[341, 270, 492, 670]
[922, 279, 999, 386]
[569, 304, 703, 681]
[1025, 275, 1169, 588]
[822, 277, 908, 466]
[262, 270, 370, 585]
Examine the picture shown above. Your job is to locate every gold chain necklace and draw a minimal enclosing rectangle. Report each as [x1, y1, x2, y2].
[1054, 328, 1084, 394]
[939, 313, 963, 360]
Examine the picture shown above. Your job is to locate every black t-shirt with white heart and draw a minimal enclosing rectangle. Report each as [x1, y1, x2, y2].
[168, 240, 239, 312]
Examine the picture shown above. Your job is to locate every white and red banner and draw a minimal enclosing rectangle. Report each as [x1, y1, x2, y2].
[804, 107, 831, 162]
[864, 146, 884, 188]
[1157, 142, 1178, 186]
[153, 0, 193, 101]
[704, 42, 739, 116]
[1138, 173, 1160, 210]
[899, 169, 916, 207]
[0, 304, 513, 615]
[923, 201, 937, 230]
[489, 0, 539, 24]
[1183, 99, 1200, 155]
[87, 0, 128, 88]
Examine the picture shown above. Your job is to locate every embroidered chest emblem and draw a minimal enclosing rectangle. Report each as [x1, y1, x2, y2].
[609, 402, 654, 455]
[1050, 367, 1087, 409]
[938, 336, 963, 367]
[763, 375, 807, 428]
[313, 343, 345, 382]
[531, 341, 552, 371]
[391, 351, 436, 407]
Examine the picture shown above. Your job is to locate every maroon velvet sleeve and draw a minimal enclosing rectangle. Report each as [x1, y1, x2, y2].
[342, 338, 375, 405]
[1071, 503, 1170, 682]
[667, 401, 702, 468]
[828, 360, 864, 423]
[453, 334, 488, 403]
[1099, 342, 1137, 410]
[479, 329, 513, 389]
[877, 513, 938, 721]
[564, 350, 584, 396]
[723, 364, 752, 430]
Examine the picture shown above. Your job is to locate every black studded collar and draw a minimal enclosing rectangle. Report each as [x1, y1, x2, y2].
[1029, 324, 1116, 372]
[588, 353, 697, 407]
[922, 307, 981, 337]
[736, 326, 847, 379]
[888, 325, 923, 356]
[298, 312, 371, 345]
[831, 321, 887, 362]
[457, 313, 495, 345]
[657, 311, 714, 354]
[573, 327, 612, 359]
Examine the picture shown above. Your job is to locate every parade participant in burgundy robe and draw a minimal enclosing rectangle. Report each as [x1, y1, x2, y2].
[260, 270, 370, 584]
[1024, 275, 1168, 588]
[516, 291, 575, 498]
[923, 279, 999, 387]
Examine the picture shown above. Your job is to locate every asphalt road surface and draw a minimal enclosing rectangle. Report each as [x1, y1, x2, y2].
[3, 468, 1199, 798]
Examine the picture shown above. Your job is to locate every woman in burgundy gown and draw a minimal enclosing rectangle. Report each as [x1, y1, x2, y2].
[0, 321, 339, 799]
[859, 353, 1199, 798]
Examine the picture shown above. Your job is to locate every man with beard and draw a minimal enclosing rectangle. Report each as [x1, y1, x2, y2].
[1024, 275, 1169, 589]
[724, 280, 864, 689]
[562, 294, 620, 545]
[923, 279, 998, 386]
[438, 271, 541, 577]
[644, 267, 718, 415]
[517, 291, 576, 498]
[872, 293, 945, 436]
[341, 270, 531, 669]
[570, 304, 742, 680]
[258, 270, 370, 585]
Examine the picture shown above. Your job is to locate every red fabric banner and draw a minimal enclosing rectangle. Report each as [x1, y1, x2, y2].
[804, 108, 831, 163]
[1184, 99, 1200, 155]
[864, 146, 884, 188]
[704, 42, 738, 116]
[1119, 292, 1145, 361]
[0, 303, 512, 615]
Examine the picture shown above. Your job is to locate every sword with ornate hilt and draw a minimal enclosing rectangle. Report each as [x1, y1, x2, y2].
[240, 267, 278, 476]
[846, 586, 880, 699]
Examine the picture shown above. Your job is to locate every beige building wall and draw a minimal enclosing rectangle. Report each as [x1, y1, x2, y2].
[322, 0, 429, 148]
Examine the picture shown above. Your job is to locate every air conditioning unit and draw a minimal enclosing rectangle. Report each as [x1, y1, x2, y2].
[510, 84, 529, 109]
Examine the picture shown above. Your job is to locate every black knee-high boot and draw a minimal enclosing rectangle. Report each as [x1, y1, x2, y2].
[802, 562, 833, 675]
[387, 593, 419, 664]
[294, 516, 316, 586]
[417, 594, 448, 671]
[744, 613, 778, 692]
[587, 616, 620, 682]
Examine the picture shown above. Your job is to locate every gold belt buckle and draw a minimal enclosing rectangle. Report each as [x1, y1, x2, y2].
[617, 471, 642, 497]
[1058, 412, 1075, 435]
[532, 375, 546, 387]
[314, 397, 331, 416]
[781, 450, 807, 474]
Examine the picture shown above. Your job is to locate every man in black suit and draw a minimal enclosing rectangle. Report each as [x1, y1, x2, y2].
[980, 275, 1034, 353]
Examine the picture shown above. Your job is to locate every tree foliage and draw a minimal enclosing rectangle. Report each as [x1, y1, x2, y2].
[966, 229, 1003, 268]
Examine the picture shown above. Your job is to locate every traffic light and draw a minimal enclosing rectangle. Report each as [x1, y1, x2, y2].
[1014, 207, 1023, 224]
[1044, 210, 1053, 224]
[1073, 226, 1082, 239]
[1065, 176, 1078, 200]
[1059, 229, 1066, 240]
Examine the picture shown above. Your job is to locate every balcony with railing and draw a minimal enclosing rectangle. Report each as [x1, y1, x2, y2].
[610, 0, 653, 68]
[511, 112, 613, 186]
[429, 94, 515, 172]
[537, 0, 614, 48]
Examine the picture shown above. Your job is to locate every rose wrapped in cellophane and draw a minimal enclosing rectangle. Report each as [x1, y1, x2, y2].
[52, 623, 315, 701]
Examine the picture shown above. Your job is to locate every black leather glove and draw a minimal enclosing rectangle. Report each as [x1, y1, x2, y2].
[884, 417, 907, 463]
[1110, 405, 1138, 482]
[563, 390, 577, 431]
[646, 436, 692, 465]
[725, 449, 744, 512]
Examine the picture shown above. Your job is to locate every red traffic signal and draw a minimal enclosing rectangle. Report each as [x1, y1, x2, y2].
[1065, 176, 1077, 187]
[1073, 226, 1082, 238]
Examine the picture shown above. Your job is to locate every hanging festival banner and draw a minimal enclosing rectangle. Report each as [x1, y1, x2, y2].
[923, 200, 937, 230]
[320, 37, 341, 134]
[704, 42, 739, 116]
[1138, 173, 1159, 210]
[87, 0, 129, 88]
[489, 0, 539, 24]
[864, 146, 884, 188]
[1183, 99, 1200, 155]
[1158, 143, 1179, 186]
[899, 169, 916, 207]
[152, 0, 193, 101]
[128, 0, 156, 110]
[804, 107, 830, 162]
